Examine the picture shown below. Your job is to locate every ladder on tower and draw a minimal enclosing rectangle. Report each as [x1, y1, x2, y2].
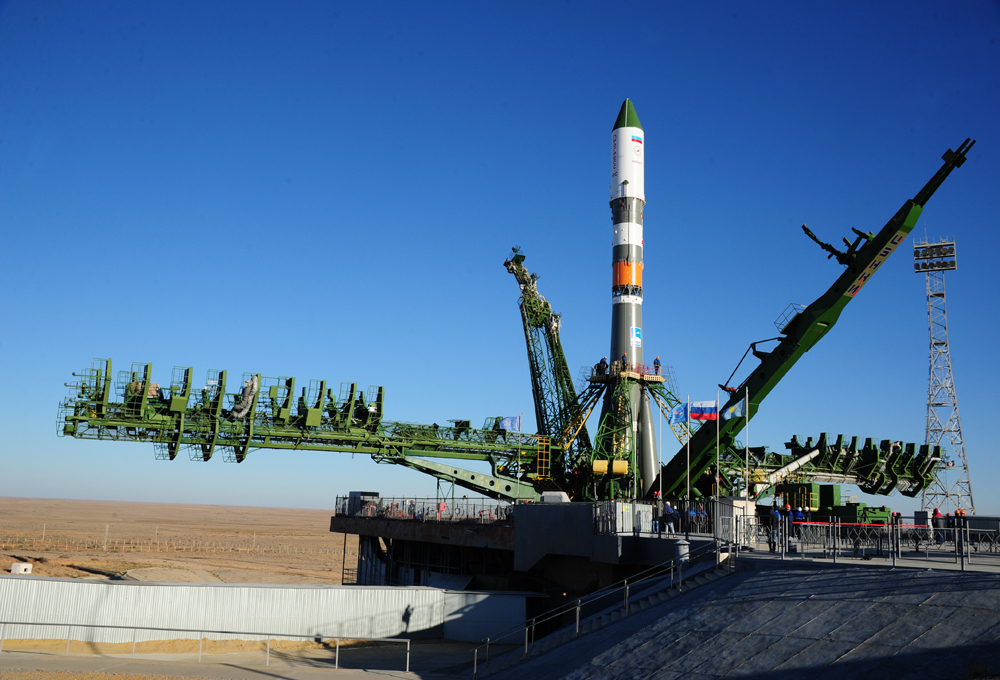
[535, 436, 550, 479]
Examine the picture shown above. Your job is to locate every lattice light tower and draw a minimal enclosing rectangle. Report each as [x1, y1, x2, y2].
[914, 237, 975, 513]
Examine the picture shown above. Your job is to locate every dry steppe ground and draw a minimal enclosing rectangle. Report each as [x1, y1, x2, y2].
[0, 674, 190, 680]
[0, 497, 357, 584]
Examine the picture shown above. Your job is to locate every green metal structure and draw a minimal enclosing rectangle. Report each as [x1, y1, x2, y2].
[58, 360, 551, 499]
[503, 247, 592, 489]
[503, 247, 690, 500]
[656, 138, 975, 501]
[56, 140, 972, 504]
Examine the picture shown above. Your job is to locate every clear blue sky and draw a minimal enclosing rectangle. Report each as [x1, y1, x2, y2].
[2, 1, 998, 513]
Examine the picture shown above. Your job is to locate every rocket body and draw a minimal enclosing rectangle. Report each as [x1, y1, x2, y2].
[597, 99, 658, 497]
[610, 101, 645, 367]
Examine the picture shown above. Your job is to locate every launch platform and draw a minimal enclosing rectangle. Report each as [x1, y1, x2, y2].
[331, 494, 718, 619]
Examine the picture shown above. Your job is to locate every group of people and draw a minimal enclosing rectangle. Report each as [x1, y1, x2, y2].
[594, 355, 663, 376]
[930, 507, 968, 545]
[651, 501, 709, 536]
[767, 503, 809, 552]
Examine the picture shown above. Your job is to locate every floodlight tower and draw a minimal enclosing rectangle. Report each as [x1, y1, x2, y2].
[914, 237, 975, 514]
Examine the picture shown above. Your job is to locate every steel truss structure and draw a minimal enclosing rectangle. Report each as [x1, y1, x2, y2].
[915, 237, 976, 513]
[56, 141, 974, 504]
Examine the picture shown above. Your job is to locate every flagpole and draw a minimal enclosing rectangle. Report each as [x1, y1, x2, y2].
[633, 406, 638, 501]
[715, 390, 720, 499]
[686, 394, 691, 540]
[658, 404, 662, 501]
[517, 414, 522, 498]
[744, 386, 749, 500]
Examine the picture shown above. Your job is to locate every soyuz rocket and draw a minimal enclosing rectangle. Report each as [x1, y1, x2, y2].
[609, 99, 645, 367]
[597, 99, 658, 496]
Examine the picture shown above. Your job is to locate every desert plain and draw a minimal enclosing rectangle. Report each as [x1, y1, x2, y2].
[0, 497, 357, 584]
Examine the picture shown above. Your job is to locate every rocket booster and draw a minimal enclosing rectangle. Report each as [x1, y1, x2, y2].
[610, 99, 645, 366]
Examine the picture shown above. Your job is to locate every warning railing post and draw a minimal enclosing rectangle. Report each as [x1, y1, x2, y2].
[891, 518, 896, 560]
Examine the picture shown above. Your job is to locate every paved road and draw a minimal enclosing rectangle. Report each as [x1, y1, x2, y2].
[0, 639, 482, 679]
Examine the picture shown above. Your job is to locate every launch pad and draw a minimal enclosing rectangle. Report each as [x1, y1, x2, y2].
[56, 111, 975, 506]
[54, 103, 978, 613]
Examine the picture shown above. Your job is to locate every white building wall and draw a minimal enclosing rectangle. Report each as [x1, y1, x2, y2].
[0, 575, 522, 643]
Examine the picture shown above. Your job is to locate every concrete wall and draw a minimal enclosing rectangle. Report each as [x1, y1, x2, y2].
[0, 575, 525, 643]
[514, 503, 595, 570]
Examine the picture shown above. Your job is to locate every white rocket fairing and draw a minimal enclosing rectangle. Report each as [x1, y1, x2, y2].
[611, 118, 645, 202]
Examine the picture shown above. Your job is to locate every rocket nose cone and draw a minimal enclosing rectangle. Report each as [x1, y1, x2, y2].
[613, 99, 643, 131]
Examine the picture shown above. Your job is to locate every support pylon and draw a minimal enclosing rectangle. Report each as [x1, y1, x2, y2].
[914, 237, 975, 514]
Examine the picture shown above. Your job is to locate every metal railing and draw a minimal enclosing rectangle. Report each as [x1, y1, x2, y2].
[0, 620, 410, 671]
[335, 496, 513, 524]
[740, 514, 982, 570]
[470, 539, 726, 678]
[586, 361, 663, 380]
[594, 499, 716, 536]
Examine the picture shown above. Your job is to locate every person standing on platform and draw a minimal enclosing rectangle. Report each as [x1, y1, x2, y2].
[664, 503, 675, 536]
[653, 356, 661, 375]
[768, 504, 780, 552]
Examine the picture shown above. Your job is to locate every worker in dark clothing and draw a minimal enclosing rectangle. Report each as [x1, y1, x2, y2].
[783, 504, 792, 549]
[793, 507, 806, 538]
[596, 357, 608, 376]
[663, 502, 675, 535]
[653, 356, 661, 375]
[932, 508, 944, 545]
[768, 504, 780, 552]
[621, 353, 628, 371]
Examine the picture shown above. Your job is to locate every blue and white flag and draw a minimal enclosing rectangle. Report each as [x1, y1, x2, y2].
[721, 399, 746, 421]
[667, 403, 688, 425]
[500, 416, 521, 432]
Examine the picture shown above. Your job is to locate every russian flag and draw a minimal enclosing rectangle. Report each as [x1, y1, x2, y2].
[690, 401, 718, 421]
[631, 135, 643, 144]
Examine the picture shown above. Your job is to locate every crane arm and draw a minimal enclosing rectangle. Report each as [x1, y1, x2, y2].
[658, 139, 975, 499]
